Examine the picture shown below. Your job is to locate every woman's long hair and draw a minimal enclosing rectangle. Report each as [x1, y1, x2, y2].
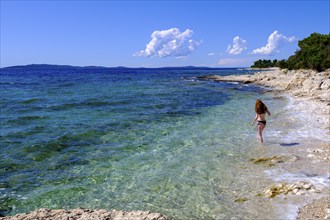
[255, 99, 267, 114]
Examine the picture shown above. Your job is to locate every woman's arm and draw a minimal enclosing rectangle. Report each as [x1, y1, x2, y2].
[265, 107, 271, 116]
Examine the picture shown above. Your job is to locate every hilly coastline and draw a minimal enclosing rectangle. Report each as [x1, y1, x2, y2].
[1, 64, 232, 71]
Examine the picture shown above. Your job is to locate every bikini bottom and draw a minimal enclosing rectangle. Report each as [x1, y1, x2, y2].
[257, 120, 266, 125]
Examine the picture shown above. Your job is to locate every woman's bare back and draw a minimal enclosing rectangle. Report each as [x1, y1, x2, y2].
[256, 113, 267, 121]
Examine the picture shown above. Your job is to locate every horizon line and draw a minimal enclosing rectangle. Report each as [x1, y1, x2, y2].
[1, 63, 250, 69]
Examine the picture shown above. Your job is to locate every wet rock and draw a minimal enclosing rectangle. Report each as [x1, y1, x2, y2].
[303, 183, 313, 190]
[263, 181, 317, 198]
[292, 188, 300, 194]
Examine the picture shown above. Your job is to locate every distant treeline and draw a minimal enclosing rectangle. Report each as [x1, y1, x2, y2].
[251, 33, 330, 72]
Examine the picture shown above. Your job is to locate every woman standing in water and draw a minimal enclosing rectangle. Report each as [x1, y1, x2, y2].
[252, 99, 271, 143]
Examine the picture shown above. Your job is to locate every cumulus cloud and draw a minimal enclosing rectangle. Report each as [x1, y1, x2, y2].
[252, 30, 297, 55]
[134, 28, 200, 58]
[226, 36, 247, 55]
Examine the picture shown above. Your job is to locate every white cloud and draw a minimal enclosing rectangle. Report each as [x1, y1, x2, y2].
[134, 28, 200, 58]
[208, 52, 215, 56]
[226, 36, 247, 55]
[252, 30, 297, 55]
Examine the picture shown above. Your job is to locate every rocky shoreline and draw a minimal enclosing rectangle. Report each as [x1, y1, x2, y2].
[0, 208, 170, 220]
[200, 67, 330, 220]
[199, 67, 330, 103]
[199, 67, 330, 132]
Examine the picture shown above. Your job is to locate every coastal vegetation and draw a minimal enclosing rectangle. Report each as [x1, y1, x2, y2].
[251, 33, 330, 71]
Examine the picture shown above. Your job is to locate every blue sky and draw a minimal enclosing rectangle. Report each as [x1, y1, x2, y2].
[1, 0, 329, 68]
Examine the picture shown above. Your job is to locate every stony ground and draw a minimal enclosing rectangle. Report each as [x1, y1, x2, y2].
[199, 67, 330, 103]
[297, 196, 330, 220]
[0, 208, 170, 220]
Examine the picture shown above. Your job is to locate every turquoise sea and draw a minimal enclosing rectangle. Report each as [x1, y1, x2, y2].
[0, 68, 315, 219]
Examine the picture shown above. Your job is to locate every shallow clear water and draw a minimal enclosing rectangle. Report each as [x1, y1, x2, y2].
[1, 68, 325, 219]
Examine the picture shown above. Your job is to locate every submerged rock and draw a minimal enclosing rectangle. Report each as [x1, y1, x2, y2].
[234, 197, 249, 203]
[250, 154, 300, 167]
[250, 155, 289, 167]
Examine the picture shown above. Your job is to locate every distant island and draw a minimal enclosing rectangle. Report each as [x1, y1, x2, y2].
[1, 64, 237, 70]
[1, 64, 124, 70]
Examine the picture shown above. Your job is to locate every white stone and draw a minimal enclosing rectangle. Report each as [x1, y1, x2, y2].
[293, 188, 300, 194]
[303, 183, 312, 190]
[296, 191, 305, 195]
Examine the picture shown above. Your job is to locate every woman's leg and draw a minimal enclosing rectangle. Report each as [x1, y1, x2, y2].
[257, 124, 265, 143]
